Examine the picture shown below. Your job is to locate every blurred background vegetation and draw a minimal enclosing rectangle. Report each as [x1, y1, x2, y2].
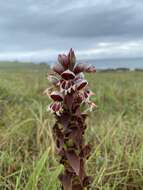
[0, 62, 143, 190]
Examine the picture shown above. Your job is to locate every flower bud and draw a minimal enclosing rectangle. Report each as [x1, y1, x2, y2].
[53, 63, 65, 75]
[68, 48, 76, 70]
[58, 54, 69, 69]
[73, 63, 85, 74]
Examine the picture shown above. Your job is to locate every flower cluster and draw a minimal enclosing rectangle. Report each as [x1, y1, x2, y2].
[44, 48, 96, 116]
[45, 49, 96, 190]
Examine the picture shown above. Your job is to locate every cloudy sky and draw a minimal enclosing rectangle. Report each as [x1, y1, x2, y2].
[0, 0, 143, 61]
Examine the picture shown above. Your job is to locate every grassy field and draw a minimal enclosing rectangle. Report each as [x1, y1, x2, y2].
[0, 62, 143, 190]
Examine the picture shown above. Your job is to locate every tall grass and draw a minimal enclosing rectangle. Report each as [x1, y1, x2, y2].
[0, 62, 143, 189]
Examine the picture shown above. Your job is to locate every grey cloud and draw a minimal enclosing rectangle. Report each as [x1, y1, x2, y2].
[1, 1, 141, 38]
[0, 0, 143, 59]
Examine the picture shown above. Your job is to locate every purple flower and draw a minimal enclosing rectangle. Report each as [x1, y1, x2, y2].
[50, 91, 63, 101]
[73, 63, 96, 74]
[75, 79, 88, 90]
[44, 49, 96, 189]
[61, 70, 75, 80]
[48, 102, 63, 116]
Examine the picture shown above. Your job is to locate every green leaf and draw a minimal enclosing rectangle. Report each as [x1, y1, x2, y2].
[24, 148, 50, 190]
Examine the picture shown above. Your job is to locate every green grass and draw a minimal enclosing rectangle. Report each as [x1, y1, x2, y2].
[0, 62, 143, 189]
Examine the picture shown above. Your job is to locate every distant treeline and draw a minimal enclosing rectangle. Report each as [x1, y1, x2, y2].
[97, 68, 143, 72]
[0, 61, 143, 72]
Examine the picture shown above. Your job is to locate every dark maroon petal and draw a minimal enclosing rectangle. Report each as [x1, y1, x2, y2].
[58, 54, 69, 69]
[61, 69, 75, 80]
[73, 63, 85, 74]
[84, 91, 89, 99]
[74, 63, 96, 74]
[52, 63, 65, 75]
[76, 79, 88, 90]
[51, 103, 57, 112]
[84, 90, 94, 99]
[60, 81, 72, 93]
[50, 102, 62, 112]
[56, 103, 61, 110]
[50, 92, 63, 101]
[68, 48, 76, 70]
[61, 80, 66, 89]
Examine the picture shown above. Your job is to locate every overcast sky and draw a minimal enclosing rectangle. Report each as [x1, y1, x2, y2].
[0, 0, 143, 61]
